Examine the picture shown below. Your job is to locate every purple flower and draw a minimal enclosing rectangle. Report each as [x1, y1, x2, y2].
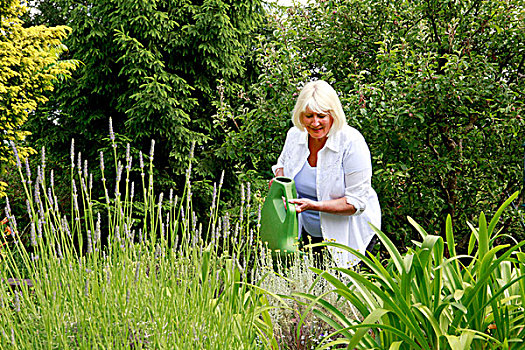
[99, 151, 105, 173]
[70, 139, 75, 168]
[125, 143, 132, 170]
[10, 141, 21, 169]
[109, 118, 115, 143]
[25, 158, 31, 184]
[41, 147, 46, 170]
[149, 139, 155, 160]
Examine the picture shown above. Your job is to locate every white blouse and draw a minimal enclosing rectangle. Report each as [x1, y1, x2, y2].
[272, 125, 381, 267]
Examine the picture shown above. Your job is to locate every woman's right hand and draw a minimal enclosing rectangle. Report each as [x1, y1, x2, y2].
[269, 168, 284, 188]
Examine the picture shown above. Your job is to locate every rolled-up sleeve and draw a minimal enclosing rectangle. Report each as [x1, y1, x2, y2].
[344, 169, 372, 216]
[342, 136, 373, 216]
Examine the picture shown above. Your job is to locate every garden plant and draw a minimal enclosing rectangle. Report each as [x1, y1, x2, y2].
[0, 129, 278, 348]
[0, 123, 353, 349]
[2, 126, 524, 349]
[299, 192, 525, 349]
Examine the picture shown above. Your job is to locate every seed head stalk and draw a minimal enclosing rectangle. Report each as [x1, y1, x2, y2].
[109, 117, 118, 176]
[123, 143, 134, 234]
[74, 154, 94, 255]
[6, 143, 38, 272]
[100, 150, 113, 239]
[111, 161, 126, 257]
[206, 170, 225, 241]
[173, 142, 197, 259]
[168, 190, 179, 248]
[145, 140, 156, 248]
[9, 142, 33, 223]
[108, 118, 123, 252]
[2, 201, 33, 296]
[138, 150, 148, 244]
[76, 156, 97, 256]
[70, 139, 75, 235]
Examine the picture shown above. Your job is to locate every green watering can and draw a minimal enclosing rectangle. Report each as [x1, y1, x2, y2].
[259, 177, 299, 255]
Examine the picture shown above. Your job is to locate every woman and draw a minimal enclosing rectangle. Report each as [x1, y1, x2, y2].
[272, 80, 381, 268]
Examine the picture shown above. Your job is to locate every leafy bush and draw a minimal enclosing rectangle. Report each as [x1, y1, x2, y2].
[219, 0, 525, 251]
[304, 192, 525, 349]
[0, 0, 77, 196]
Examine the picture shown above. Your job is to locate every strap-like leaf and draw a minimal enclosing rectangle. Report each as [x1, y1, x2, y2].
[488, 191, 519, 237]
[408, 216, 429, 239]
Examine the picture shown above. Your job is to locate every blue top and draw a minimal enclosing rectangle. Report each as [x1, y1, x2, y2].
[294, 161, 322, 237]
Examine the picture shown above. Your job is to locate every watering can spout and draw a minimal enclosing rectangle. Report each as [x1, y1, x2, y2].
[259, 177, 300, 256]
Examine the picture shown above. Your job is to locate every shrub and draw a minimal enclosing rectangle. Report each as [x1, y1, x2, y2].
[304, 192, 525, 349]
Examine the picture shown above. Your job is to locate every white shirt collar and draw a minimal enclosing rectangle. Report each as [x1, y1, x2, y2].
[297, 127, 341, 153]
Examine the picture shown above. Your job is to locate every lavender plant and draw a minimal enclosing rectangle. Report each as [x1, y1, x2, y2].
[0, 124, 276, 349]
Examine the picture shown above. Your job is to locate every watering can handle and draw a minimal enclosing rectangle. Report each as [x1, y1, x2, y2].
[270, 176, 298, 216]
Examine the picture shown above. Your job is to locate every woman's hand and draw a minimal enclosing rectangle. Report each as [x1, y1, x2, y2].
[270, 167, 285, 188]
[288, 198, 318, 213]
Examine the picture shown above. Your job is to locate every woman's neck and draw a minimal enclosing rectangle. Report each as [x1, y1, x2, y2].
[307, 135, 328, 167]
[308, 135, 328, 151]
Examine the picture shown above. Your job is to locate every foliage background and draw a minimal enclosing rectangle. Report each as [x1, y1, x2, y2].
[20, 0, 265, 218]
[3, 0, 525, 252]
[0, 0, 77, 196]
[219, 0, 525, 251]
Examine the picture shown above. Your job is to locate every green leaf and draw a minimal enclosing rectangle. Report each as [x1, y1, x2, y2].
[488, 191, 519, 237]
[478, 212, 489, 262]
[348, 308, 390, 349]
[408, 216, 429, 239]
[445, 331, 475, 349]
[389, 341, 404, 350]
[369, 223, 405, 274]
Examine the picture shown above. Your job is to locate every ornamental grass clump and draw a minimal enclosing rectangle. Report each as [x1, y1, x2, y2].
[302, 192, 525, 350]
[0, 120, 278, 349]
[254, 246, 360, 349]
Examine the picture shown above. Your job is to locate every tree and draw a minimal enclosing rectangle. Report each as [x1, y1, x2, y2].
[26, 0, 264, 201]
[221, 0, 525, 249]
[0, 0, 76, 197]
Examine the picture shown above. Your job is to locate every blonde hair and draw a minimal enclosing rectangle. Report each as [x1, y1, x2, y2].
[292, 80, 346, 136]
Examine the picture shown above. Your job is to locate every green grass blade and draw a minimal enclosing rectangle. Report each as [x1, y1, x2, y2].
[348, 323, 424, 349]
[347, 308, 390, 349]
[369, 223, 406, 274]
[467, 221, 478, 257]
[388, 341, 404, 350]
[408, 216, 430, 239]
[478, 212, 489, 264]
[488, 191, 519, 237]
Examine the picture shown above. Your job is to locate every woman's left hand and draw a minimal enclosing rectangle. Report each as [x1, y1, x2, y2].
[288, 198, 318, 213]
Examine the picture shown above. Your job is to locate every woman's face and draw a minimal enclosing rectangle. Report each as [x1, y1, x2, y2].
[300, 107, 334, 140]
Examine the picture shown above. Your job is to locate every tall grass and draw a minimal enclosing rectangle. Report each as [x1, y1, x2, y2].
[1, 121, 354, 349]
[0, 122, 276, 349]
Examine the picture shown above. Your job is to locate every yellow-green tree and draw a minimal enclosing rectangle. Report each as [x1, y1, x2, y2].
[0, 0, 76, 196]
